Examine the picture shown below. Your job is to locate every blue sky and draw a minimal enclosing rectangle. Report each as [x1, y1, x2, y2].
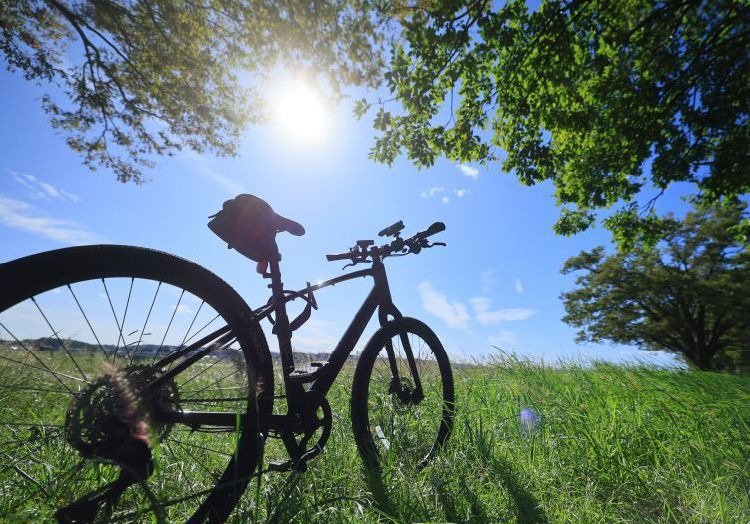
[0, 67, 686, 368]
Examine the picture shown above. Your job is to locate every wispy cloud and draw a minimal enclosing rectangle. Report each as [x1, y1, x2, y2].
[515, 278, 524, 294]
[454, 188, 469, 198]
[489, 330, 517, 348]
[457, 164, 479, 179]
[184, 152, 246, 195]
[0, 196, 98, 244]
[418, 281, 470, 329]
[470, 297, 536, 325]
[441, 196, 450, 204]
[420, 186, 444, 198]
[292, 319, 340, 353]
[6, 170, 80, 202]
[480, 270, 497, 295]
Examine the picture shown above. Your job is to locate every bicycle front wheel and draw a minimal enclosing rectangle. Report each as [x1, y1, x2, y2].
[0, 245, 272, 523]
[351, 317, 455, 471]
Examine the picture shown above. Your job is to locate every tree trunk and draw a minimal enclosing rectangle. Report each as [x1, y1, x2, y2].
[694, 344, 717, 371]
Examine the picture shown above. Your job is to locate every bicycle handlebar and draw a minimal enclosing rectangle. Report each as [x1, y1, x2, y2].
[419, 221, 445, 239]
[325, 221, 446, 266]
[325, 252, 352, 262]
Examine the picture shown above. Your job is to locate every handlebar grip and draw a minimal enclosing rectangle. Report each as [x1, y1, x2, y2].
[421, 221, 446, 238]
[326, 252, 351, 262]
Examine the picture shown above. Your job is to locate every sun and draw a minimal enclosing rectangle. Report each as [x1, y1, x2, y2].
[270, 78, 331, 145]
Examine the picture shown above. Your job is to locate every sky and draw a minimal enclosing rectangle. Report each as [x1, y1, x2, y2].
[0, 66, 688, 368]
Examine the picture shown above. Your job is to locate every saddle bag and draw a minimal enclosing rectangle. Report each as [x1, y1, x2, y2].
[207, 194, 280, 263]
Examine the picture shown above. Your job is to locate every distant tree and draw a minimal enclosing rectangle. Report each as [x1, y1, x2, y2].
[0, 0, 385, 183]
[561, 203, 750, 371]
[364, 0, 750, 247]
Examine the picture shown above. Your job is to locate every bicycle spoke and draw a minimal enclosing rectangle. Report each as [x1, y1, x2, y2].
[181, 312, 221, 348]
[166, 436, 234, 458]
[181, 366, 244, 402]
[0, 323, 80, 395]
[177, 353, 227, 390]
[30, 297, 89, 383]
[101, 279, 127, 362]
[0, 246, 264, 521]
[165, 441, 220, 479]
[118, 278, 134, 365]
[158, 289, 185, 354]
[1, 449, 52, 498]
[178, 300, 205, 350]
[67, 284, 111, 364]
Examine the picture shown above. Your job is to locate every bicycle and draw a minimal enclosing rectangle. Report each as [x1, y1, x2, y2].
[0, 194, 455, 523]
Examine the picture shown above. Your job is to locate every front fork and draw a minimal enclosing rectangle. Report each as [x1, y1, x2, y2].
[378, 305, 424, 404]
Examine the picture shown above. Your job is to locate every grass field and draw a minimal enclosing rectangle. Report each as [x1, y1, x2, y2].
[241, 356, 750, 524]
[2, 351, 749, 523]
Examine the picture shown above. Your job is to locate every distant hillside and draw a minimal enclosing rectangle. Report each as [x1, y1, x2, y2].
[0, 338, 343, 367]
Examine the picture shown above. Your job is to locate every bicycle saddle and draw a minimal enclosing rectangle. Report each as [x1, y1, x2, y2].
[208, 194, 304, 262]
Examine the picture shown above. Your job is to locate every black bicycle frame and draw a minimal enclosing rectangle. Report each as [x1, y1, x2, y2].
[158, 257, 424, 430]
[260, 257, 404, 412]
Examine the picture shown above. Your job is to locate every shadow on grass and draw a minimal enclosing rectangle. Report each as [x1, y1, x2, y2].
[364, 456, 547, 524]
[362, 466, 401, 521]
[490, 454, 548, 524]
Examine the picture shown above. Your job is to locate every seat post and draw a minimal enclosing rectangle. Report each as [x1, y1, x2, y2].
[268, 257, 295, 376]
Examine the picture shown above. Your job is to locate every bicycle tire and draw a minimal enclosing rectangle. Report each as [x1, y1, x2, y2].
[350, 317, 455, 470]
[0, 245, 274, 523]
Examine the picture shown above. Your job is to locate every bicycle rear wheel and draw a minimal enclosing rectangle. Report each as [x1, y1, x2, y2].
[351, 317, 455, 471]
[0, 245, 273, 523]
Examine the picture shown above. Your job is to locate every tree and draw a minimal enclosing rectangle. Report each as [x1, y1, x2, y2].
[3, 2, 749, 248]
[1, 0, 385, 182]
[560, 202, 750, 371]
[364, 0, 750, 247]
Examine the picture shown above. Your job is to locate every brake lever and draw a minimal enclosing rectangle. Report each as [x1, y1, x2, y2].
[429, 242, 447, 247]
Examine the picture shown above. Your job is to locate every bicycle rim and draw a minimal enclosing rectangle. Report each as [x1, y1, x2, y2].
[351, 317, 455, 471]
[0, 245, 269, 522]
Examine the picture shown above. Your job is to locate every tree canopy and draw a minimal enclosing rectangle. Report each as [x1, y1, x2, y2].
[366, 0, 749, 246]
[1, 0, 384, 182]
[2, 1, 748, 246]
[561, 203, 750, 371]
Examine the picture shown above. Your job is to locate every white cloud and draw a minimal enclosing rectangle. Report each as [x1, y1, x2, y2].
[457, 164, 479, 179]
[470, 297, 536, 325]
[60, 189, 80, 203]
[441, 196, 450, 204]
[0, 196, 98, 244]
[454, 188, 469, 198]
[420, 186, 444, 198]
[6, 170, 80, 203]
[176, 304, 193, 314]
[515, 278, 524, 293]
[480, 270, 497, 294]
[489, 330, 517, 348]
[418, 281, 470, 329]
[292, 319, 340, 353]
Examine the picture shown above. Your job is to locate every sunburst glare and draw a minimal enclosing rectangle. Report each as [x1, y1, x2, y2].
[270, 78, 331, 146]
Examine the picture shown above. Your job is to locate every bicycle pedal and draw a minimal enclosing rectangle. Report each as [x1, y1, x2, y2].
[310, 361, 325, 368]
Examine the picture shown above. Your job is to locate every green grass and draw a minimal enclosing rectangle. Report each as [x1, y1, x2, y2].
[237, 356, 750, 523]
[2, 351, 749, 523]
